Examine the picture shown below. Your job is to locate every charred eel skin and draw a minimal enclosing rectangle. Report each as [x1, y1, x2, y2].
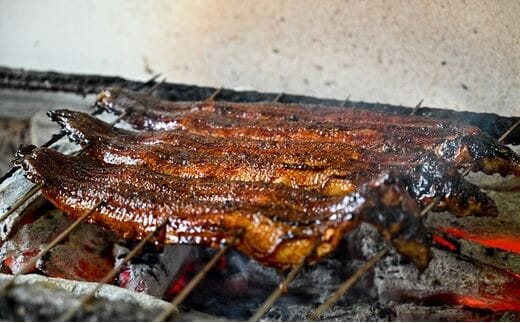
[50, 109, 497, 218]
[16, 146, 431, 269]
[95, 87, 519, 177]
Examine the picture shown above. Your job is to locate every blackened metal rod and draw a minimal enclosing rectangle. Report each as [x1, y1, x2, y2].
[0, 183, 43, 223]
[272, 92, 284, 103]
[145, 77, 167, 95]
[154, 236, 238, 322]
[248, 258, 306, 322]
[0, 200, 103, 293]
[135, 73, 162, 92]
[307, 245, 391, 321]
[498, 120, 520, 144]
[205, 87, 222, 102]
[58, 222, 165, 321]
[341, 95, 351, 107]
[0, 111, 128, 224]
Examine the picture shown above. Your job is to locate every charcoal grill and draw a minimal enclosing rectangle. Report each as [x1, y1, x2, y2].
[0, 66, 519, 321]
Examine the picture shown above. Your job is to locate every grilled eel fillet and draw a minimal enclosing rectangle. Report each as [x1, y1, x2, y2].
[50, 109, 498, 218]
[96, 87, 519, 177]
[16, 146, 430, 269]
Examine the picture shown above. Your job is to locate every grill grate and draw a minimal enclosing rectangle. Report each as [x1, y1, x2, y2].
[0, 69, 518, 321]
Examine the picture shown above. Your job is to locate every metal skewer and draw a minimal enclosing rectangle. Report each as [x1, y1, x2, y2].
[307, 245, 391, 321]
[135, 73, 162, 92]
[248, 256, 307, 321]
[154, 235, 238, 322]
[271, 92, 284, 103]
[0, 200, 103, 293]
[248, 93, 388, 321]
[59, 221, 167, 321]
[305, 118, 520, 319]
[145, 77, 167, 95]
[341, 95, 351, 107]
[0, 183, 43, 223]
[498, 119, 519, 143]
[205, 87, 222, 102]
[304, 204, 433, 320]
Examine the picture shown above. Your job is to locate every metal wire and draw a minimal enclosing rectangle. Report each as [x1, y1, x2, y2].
[0, 200, 103, 293]
[59, 221, 166, 321]
[341, 95, 351, 107]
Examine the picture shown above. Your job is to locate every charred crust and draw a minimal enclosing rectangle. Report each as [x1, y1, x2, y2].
[94, 87, 120, 113]
[404, 155, 498, 217]
[13, 144, 37, 166]
[436, 132, 520, 176]
[354, 173, 432, 268]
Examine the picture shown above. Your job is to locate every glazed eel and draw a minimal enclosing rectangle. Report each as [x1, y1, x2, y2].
[50, 109, 498, 218]
[95, 87, 519, 177]
[16, 146, 430, 269]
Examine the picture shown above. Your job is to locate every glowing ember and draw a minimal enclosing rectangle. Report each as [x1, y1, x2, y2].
[438, 227, 520, 255]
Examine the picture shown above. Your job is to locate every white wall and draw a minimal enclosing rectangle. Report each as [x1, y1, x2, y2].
[1, 0, 518, 116]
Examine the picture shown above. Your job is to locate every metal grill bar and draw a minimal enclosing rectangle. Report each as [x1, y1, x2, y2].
[59, 221, 167, 321]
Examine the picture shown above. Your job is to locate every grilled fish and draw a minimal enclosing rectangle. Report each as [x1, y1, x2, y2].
[15, 146, 430, 269]
[50, 109, 498, 218]
[96, 87, 520, 177]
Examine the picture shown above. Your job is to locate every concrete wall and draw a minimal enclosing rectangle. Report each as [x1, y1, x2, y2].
[0, 0, 518, 115]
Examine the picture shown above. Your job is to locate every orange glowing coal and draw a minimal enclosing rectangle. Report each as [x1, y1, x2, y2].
[437, 227, 520, 255]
